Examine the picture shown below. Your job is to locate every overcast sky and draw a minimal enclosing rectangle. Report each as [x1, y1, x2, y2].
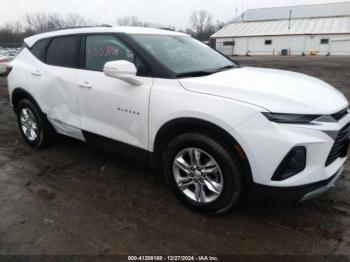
[0, 0, 347, 29]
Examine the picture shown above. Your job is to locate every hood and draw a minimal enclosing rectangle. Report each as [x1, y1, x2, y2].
[179, 67, 348, 114]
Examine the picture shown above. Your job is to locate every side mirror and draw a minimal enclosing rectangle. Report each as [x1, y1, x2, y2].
[103, 60, 143, 86]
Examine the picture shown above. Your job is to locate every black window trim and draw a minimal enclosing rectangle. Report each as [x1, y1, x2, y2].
[29, 38, 51, 63]
[44, 34, 82, 69]
[26, 32, 239, 79]
[28, 32, 156, 76]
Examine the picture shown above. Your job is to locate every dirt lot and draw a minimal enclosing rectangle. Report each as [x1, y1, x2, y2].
[0, 56, 350, 256]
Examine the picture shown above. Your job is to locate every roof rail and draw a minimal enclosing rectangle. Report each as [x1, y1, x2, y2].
[44, 25, 113, 33]
[158, 27, 175, 31]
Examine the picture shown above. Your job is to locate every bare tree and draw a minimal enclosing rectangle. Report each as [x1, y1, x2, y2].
[0, 12, 94, 45]
[115, 16, 175, 31]
[186, 10, 226, 41]
[143, 22, 175, 31]
[2, 11, 225, 46]
[22, 12, 91, 33]
[214, 20, 225, 32]
[64, 13, 91, 28]
[116, 16, 143, 26]
[0, 22, 28, 44]
[23, 13, 62, 33]
[190, 11, 212, 34]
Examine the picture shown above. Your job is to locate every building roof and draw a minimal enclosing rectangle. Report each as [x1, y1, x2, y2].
[241, 2, 350, 21]
[25, 26, 187, 47]
[211, 16, 350, 38]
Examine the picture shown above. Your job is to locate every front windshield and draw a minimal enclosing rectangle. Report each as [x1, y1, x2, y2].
[130, 34, 237, 76]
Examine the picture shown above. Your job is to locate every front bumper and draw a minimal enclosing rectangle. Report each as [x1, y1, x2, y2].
[247, 166, 344, 201]
[232, 111, 350, 187]
[300, 166, 343, 201]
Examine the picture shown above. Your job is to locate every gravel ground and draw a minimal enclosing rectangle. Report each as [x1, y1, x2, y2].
[0, 56, 350, 256]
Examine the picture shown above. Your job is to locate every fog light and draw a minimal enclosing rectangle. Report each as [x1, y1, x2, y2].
[272, 146, 306, 181]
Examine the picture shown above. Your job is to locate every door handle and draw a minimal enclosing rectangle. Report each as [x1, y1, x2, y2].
[79, 81, 92, 89]
[31, 70, 41, 76]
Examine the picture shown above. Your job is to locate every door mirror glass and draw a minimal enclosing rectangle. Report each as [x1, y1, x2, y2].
[103, 60, 142, 86]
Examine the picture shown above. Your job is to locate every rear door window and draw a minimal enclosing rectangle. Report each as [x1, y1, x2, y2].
[30, 38, 50, 62]
[46, 36, 79, 68]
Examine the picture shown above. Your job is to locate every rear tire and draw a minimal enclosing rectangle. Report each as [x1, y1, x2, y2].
[162, 132, 243, 214]
[16, 99, 55, 148]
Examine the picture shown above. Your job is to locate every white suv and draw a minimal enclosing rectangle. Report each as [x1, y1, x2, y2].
[6, 26, 350, 213]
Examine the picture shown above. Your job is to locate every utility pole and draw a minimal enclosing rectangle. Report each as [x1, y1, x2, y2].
[288, 9, 292, 30]
[241, 3, 244, 21]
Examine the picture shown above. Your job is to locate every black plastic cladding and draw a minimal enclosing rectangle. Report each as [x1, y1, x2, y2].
[272, 146, 306, 181]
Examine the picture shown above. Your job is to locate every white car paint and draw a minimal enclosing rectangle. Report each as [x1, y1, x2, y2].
[24, 26, 187, 48]
[233, 110, 349, 186]
[16, 48, 83, 140]
[179, 67, 348, 114]
[77, 68, 153, 149]
[6, 27, 350, 194]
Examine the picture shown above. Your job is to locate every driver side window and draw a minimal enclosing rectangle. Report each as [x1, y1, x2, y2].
[85, 35, 148, 75]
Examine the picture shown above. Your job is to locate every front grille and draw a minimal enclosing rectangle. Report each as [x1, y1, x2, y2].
[326, 123, 350, 166]
[331, 108, 348, 121]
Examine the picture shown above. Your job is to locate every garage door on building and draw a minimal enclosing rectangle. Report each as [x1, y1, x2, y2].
[330, 40, 350, 56]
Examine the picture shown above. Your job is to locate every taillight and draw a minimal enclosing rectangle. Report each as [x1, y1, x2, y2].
[0, 66, 12, 77]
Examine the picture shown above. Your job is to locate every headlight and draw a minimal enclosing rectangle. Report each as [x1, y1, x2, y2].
[262, 112, 321, 124]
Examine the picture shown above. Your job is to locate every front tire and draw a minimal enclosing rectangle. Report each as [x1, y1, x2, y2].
[162, 132, 243, 214]
[16, 99, 54, 148]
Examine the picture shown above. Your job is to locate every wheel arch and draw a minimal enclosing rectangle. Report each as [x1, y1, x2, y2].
[11, 88, 42, 113]
[152, 117, 253, 184]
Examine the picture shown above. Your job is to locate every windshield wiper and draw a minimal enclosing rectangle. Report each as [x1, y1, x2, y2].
[176, 71, 213, 78]
[176, 65, 236, 78]
[214, 65, 236, 73]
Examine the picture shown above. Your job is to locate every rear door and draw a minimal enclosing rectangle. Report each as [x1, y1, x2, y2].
[77, 34, 154, 150]
[33, 35, 84, 140]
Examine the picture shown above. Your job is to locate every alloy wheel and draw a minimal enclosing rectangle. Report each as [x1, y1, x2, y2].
[173, 148, 224, 203]
[20, 107, 38, 142]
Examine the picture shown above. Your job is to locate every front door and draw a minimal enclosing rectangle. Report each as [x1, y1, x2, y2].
[77, 34, 153, 150]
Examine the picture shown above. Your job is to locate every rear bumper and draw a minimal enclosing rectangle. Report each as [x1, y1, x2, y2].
[247, 166, 344, 202]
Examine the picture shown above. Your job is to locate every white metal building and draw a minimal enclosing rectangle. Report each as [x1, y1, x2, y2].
[211, 2, 350, 56]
